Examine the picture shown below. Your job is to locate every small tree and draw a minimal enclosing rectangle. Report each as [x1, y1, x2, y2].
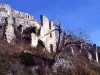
[54, 22, 62, 53]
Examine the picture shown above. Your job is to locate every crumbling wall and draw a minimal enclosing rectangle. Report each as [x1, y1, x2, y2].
[40, 15, 56, 52]
[0, 3, 56, 52]
[49, 21, 56, 52]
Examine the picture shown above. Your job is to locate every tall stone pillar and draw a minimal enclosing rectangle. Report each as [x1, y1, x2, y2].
[31, 33, 38, 47]
[40, 15, 50, 52]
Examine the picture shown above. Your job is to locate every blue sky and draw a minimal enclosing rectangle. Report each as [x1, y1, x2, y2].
[0, 0, 100, 45]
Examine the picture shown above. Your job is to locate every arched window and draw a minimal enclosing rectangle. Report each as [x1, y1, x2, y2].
[50, 33, 52, 38]
[50, 44, 53, 52]
[0, 8, 7, 12]
[17, 25, 23, 33]
[37, 39, 45, 48]
[13, 17, 15, 24]
[27, 21, 28, 24]
[28, 15, 29, 19]
[49, 22, 51, 29]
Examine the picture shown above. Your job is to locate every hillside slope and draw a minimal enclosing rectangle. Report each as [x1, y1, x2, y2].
[0, 40, 100, 75]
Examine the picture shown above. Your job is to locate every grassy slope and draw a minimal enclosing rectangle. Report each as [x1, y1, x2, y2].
[0, 40, 100, 75]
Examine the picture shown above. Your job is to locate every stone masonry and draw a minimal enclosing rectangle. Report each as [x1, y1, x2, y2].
[0, 3, 56, 52]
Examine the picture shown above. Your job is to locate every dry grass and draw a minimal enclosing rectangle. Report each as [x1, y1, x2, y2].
[0, 40, 45, 55]
[0, 40, 100, 75]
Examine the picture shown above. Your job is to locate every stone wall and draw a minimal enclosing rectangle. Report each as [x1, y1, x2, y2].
[40, 15, 56, 52]
[0, 3, 56, 52]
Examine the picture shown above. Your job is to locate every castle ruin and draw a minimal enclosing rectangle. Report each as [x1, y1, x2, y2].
[0, 3, 56, 52]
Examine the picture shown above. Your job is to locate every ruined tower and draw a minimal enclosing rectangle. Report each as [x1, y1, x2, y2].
[40, 15, 56, 52]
